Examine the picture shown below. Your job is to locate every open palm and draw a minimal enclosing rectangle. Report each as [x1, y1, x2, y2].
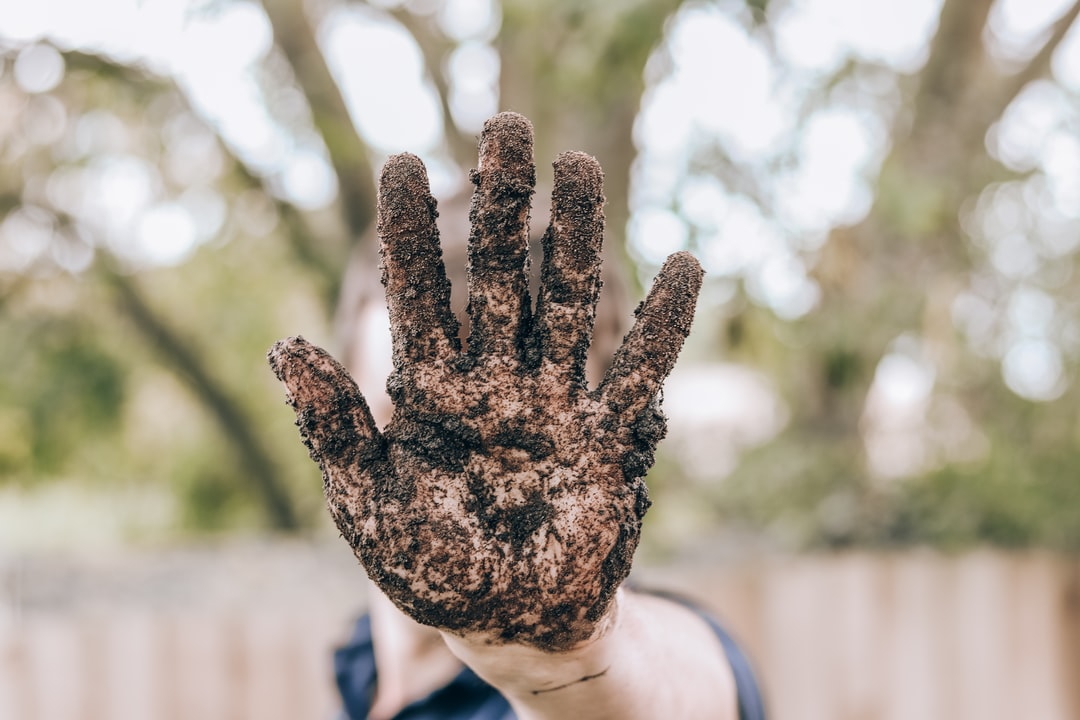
[269, 113, 702, 651]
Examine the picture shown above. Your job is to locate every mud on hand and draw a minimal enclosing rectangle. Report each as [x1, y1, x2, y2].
[268, 112, 703, 651]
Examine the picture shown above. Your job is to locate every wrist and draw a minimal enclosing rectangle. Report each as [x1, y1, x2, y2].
[439, 587, 626, 697]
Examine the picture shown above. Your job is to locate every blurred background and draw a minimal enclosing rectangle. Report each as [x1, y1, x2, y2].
[0, 0, 1078, 717]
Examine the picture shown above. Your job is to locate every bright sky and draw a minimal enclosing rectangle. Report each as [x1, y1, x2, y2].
[2, 0, 1074, 259]
[1, 0, 1078, 475]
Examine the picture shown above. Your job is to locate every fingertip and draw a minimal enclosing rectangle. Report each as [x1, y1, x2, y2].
[656, 251, 705, 304]
[553, 151, 603, 197]
[267, 335, 308, 381]
[660, 250, 704, 277]
[644, 252, 703, 342]
[479, 112, 535, 173]
[482, 111, 533, 142]
[378, 153, 435, 231]
[381, 152, 428, 181]
[266, 335, 347, 398]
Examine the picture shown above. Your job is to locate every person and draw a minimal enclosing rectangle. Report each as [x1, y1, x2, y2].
[269, 112, 766, 720]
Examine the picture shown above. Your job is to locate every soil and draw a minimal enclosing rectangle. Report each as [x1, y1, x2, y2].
[268, 112, 702, 651]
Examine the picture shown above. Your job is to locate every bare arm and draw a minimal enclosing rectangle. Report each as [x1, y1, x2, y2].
[443, 588, 737, 720]
[269, 112, 734, 718]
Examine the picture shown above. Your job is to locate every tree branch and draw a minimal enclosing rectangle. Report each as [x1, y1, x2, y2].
[260, 0, 377, 247]
[228, 160, 343, 308]
[54, 47, 347, 307]
[910, 0, 996, 138]
[992, 0, 1080, 120]
[107, 268, 299, 530]
[389, 7, 477, 167]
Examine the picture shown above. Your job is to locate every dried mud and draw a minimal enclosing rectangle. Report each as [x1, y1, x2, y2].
[269, 112, 703, 651]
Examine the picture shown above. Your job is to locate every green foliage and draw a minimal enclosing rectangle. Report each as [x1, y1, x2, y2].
[0, 296, 123, 476]
[884, 438, 1080, 550]
[2, 0, 1078, 553]
[0, 229, 328, 535]
[710, 404, 1080, 552]
[174, 450, 268, 533]
[823, 348, 861, 390]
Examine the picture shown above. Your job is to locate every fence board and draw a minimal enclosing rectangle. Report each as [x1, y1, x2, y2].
[2, 548, 1077, 720]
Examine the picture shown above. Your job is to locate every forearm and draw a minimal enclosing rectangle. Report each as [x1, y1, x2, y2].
[271, 112, 714, 718]
[440, 588, 739, 720]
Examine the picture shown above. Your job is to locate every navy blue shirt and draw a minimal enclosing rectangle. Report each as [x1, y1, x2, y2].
[334, 597, 766, 720]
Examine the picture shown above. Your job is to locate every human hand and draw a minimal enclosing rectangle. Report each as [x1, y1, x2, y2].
[268, 113, 702, 651]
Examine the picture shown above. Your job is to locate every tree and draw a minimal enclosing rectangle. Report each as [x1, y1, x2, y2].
[2, 0, 1078, 548]
[663, 0, 1080, 548]
[0, 0, 693, 532]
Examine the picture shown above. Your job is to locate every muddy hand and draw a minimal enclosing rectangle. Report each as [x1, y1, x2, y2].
[268, 112, 703, 651]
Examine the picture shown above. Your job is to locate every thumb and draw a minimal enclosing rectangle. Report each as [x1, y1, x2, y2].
[598, 252, 703, 423]
[267, 336, 383, 470]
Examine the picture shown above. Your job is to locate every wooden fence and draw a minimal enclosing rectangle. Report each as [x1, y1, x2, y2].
[2, 546, 1078, 719]
[644, 551, 1080, 720]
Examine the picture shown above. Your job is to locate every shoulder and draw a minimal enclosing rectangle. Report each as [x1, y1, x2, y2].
[633, 590, 767, 720]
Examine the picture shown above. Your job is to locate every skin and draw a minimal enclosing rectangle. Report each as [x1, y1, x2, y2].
[269, 112, 736, 719]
